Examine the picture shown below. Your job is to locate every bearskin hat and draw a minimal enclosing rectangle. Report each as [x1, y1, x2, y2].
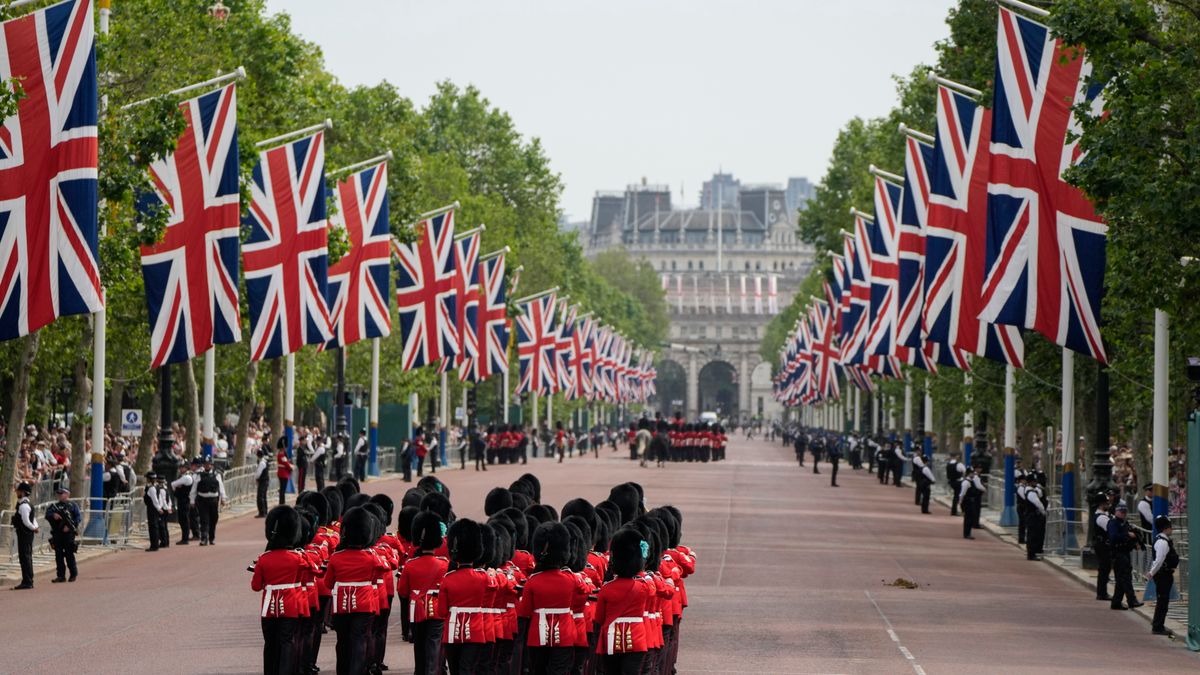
[511, 492, 533, 511]
[296, 490, 330, 527]
[265, 505, 301, 550]
[645, 512, 674, 553]
[417, 475, 450, 500]
[411, 511, 445, 551]
[446, 518, 484, 566]
[660, 505, 684, 541]
[561, 498, 596, 525]
[344, 492, 371, 512]
[485, 487, 514, 516]
[629, 517, 662, 572]
[420, 491, 454, 522]
[525, 503, 556, 525]
[397, 505, 420, 544]
[321, 486, 344, 522]
[519, 473, 542, 503]
[592, 516, 611, 554]
[369, 493, 395, 521]
[509, 478, 535, 501]
[595, 500, 622, 533]
[609, 527, 646, 578]
[491, 521, 514, 566]
[363, 502, 389, 540]
[498, 507, 528, 550]
[649, 507, 680, 548]
[337, 475, 360, 502]
[401, 487, 428, 509]
[478, 522, 497, 567]
[531, 521, 572, 571]
[338, 506, 375, 550]
[561, 519, 587, 573]
[524, 514, 541, 550]
[607, 484, 642, 524]
[296, 505, 318, 547]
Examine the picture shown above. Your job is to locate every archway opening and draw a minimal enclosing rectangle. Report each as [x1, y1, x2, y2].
[698, 360, 738, 420]
[654, 359, 687, 418]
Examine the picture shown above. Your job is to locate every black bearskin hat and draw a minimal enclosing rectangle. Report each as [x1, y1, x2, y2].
[499, 507, 528, 550]
[420, 491, 453, 522]
[562, 515, 592, 572]
[447, 518, 484, 566]
[592, 516, 611, 554]
[397, 505, 420, 544]
[485, 487, 513, 516]
[509, 478, 535, 501]
[478, 522, 497, 567]
[345, 492, 371, 512]
[531, 521, 571, 571]
[519, 473, 542, 503]
[321, 486, 344, 522]
[661, 505, 684, 541]
[595, 501, 622, 533]
[609, 527, 646, 578]
[491, 521, 514, 566]
[561, 498, 596, 525]
[607, 484, 641, 524]
[337, 475, 360, 502]
[296, 505, 318, 547]
[265, 505, 301, 550]
[296, 490, 330, 527]
[629, 517, 662, 572]
[411, 511, 445, 551]
[338, 506, 375, 550]
[524, 514, 541, 550]
[369, 493, 395, 522]
[525, 503, 556, 525]
[363, 503, 389, 540]
[417, 475, 450, 500]
[561, 519, 587, 573]
[402, 487, 428, 509]
[511, 492, 533, 511]
[649, 507, 681, 548]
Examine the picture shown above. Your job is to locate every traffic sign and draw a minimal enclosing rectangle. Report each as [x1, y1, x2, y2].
[121, 409, 143, 437]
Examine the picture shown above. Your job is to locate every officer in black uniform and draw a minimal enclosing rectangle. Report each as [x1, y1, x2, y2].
[1148, 515, 1179, 635]
[11, 482, 38, 589]
[170, 457, 201, 544]
[946, 452, 964, 516]
[960, 467, 984, 540]
[793, 430, 807, 467]
[1106, 504, 1145, 611]
[1092, 496, 1112, 601]
[190, 457, 227, 546]
[46, 486, 81, 582]
[827, 434, 842, 487]
[912, 453, 935, 514]
[1024, 477, 1047, 561]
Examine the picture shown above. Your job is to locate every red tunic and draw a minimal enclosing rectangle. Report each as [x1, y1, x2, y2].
[251, 549, 313, 618]
[667, 547, 695, 609]
[438, 567, 499, 644]
[512, 549, 536, 578]
[322, 549, 389, 615]
[516, 569, 589, 647]
[396, 553, 449, 623]
[593, 578, 654, 654]
[275, 451, 293, 480]
[499, 562, 526, 639]
[658, 556, 683, 623]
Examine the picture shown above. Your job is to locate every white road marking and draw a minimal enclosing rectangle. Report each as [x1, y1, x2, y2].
[866, 590, 925, 675]
[714, 465, 737, 587]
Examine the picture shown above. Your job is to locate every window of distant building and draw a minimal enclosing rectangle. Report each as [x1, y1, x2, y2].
[698, 261, 704, 270]
[671, 260, 676, 271]
[755, 261, 761, 271]
[744, 261, 750, 271]
[687, 260, 693, 270]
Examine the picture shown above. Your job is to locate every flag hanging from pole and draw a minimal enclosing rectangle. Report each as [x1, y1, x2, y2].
[463, 251, 509, 382]
[140, 83, 241, 367]
[394, 208, 458, 371]
[326, 161, 391, 348]
[439, 229, 481, 374]
[555, 301, 576, 397]
[866, 178, 902, 358]
[0, 0, 101, 342]
[514, 291, 556, 397]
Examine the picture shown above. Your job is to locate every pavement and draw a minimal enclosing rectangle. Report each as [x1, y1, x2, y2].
[0, 436, 1197, 674]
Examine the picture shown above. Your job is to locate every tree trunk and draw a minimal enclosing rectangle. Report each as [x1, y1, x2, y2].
[0, 332, 41, 512]
[183, 359, 201, 458]
[270, 357, 284, 445]
[68, 318, 94, 496]
[107, 362, 125, 432]
[135, 377, 161, 476]
[233, 360, 259, 469]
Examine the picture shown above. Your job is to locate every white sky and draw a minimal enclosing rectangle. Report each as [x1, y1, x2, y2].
[265, 0, 957, 221]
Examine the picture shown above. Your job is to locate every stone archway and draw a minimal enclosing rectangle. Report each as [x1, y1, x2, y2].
[698, 360, 738, 420]
[655, 359, 687, 417]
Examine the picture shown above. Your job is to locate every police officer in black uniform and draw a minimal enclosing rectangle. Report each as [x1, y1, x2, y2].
[1148, 515, 1179, 635]
[46, 486, 81, 582]
[946, 452, 964, 516]
[1092, 496, 1112, 601]
[1106, 503, 1145, 611]
[190, 457, 227, 546]
[11, 482, 39, 589]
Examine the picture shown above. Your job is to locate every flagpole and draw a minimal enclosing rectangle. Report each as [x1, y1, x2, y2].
[996, 0, 1050, 18]
[923, 378, 934, 461]
[329, 151, 395, 177]
[440, 371, 449, 467]
[532, 393, 540, 446]
[513, 287, 560, 305]
[120, 66, 247, 110]
[903, 378, 913, 454]
[868, 165, 904, 184]
[204, 350, 216, 457]
[1061, 348, 1078, 549]
[89, 0, 112, 518]
[897, 123, 936, 144]
[1000, 365, 1018, 526]
[368, 338, 380, 476]
[283, 352, 294, 492]
[963, 369, 975, 466]
[255, 119, 332, 149]
[503, 368, 511, 424]
[1152, 310, 1170, 522]
[926, 71, 983, 99]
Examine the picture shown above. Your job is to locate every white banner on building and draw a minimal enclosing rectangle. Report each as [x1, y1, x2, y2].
[739, 275, 748, 314]
[754, 275, 763, 315]
[768, 274, 778, 314]
[724, 275, 732, 313]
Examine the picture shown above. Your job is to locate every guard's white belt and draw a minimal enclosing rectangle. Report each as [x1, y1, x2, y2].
[261, 583, 301, 617]
[606, 616, 644, 654]
[534, 607, 572, 646]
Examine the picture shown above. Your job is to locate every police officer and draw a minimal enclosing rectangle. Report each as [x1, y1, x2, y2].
[11, 482, 38, 589]
[144, 472, 169, 552]
[1024, 477, 1046, 561]
[946, 452, 965, 516]
[912, 453, 935, 514]
[827, 434, 843, 487]
[353, 428, 369, 481]
[1092, 496, 1112, 601]
[960, 467, 984, 540]
[1106, 503, 1144, 611]
[1136, 483, 1155, 530]
[190, 457, 227, 546]
[46, 487, 81, 582]
[311, 433, 327, 491]
[170, 458, 201, 544]
[890, 440, 906, 488]
[254, 449, 270, 518]
[1148, 515, 1179, 635]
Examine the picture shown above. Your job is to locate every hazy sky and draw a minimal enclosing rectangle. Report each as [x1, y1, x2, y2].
[265, 0, 957, 221]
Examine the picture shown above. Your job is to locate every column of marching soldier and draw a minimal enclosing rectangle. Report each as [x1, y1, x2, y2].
[779, 422, 1181, 637]
[248, 473, 696, 675]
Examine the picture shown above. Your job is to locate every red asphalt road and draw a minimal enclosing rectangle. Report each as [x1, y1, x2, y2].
[1, 436, 1197, 674]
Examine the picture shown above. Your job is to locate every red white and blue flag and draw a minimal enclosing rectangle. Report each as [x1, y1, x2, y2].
[925, 84, 1023, 368]
[0, 0, 101, 341]
[140, 83, 241, 367]
[981, 7, 1107, 362]
[394, 208, 458, 371]
[554, 300, 576, 397]
[570, 314, 594, 401]
[461, 251, 508, 383]
[326, 162, 391, 347]
[514, 291, 557, 396]
[440, 229, 480, 374]
[242, 131, 331, 361]
[866, 178, 903, 357]
[839, 216, 872, 365]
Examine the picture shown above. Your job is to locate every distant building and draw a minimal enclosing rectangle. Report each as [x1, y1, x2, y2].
[584, 172, 815, 423]
[785, 176, 816, 216]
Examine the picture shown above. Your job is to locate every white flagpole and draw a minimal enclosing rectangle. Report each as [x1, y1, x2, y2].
[369, 338, 380, 475]
[1152, 310, 1169, 523]
[999, 365, 1019, 526]
[903, 378, 913, 453]
[440, 371, 449, 466]
[89, 3, 111, 513]
[203, 350, 215, 457]
[1061, 347, 1077, 547]
[282, 352, 294, 491]
[923, 378, 933, 460]
[503, 368, 511, 423]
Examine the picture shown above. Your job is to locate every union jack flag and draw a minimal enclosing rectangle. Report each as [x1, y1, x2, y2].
[555, 301, 576, 397]
[243, 131, 331, 361]
[439, 230, 480, 374]
[0, 0, 101, 341]
[925, 84, 1023, 368]
[326, 162, 391, 347]
[461, 251, 508, 383]
[592, 324, 615, 403]
[394, 208, 458, 371]
[866, 178, 902, 357]
[897, 135, 932, 350]
[570, 314, 594, 401]
[981, 8, 1107, 362]
[839, 217, 872, 365]
[140, 83, 241, 367]
[515, 292, 556, 396]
